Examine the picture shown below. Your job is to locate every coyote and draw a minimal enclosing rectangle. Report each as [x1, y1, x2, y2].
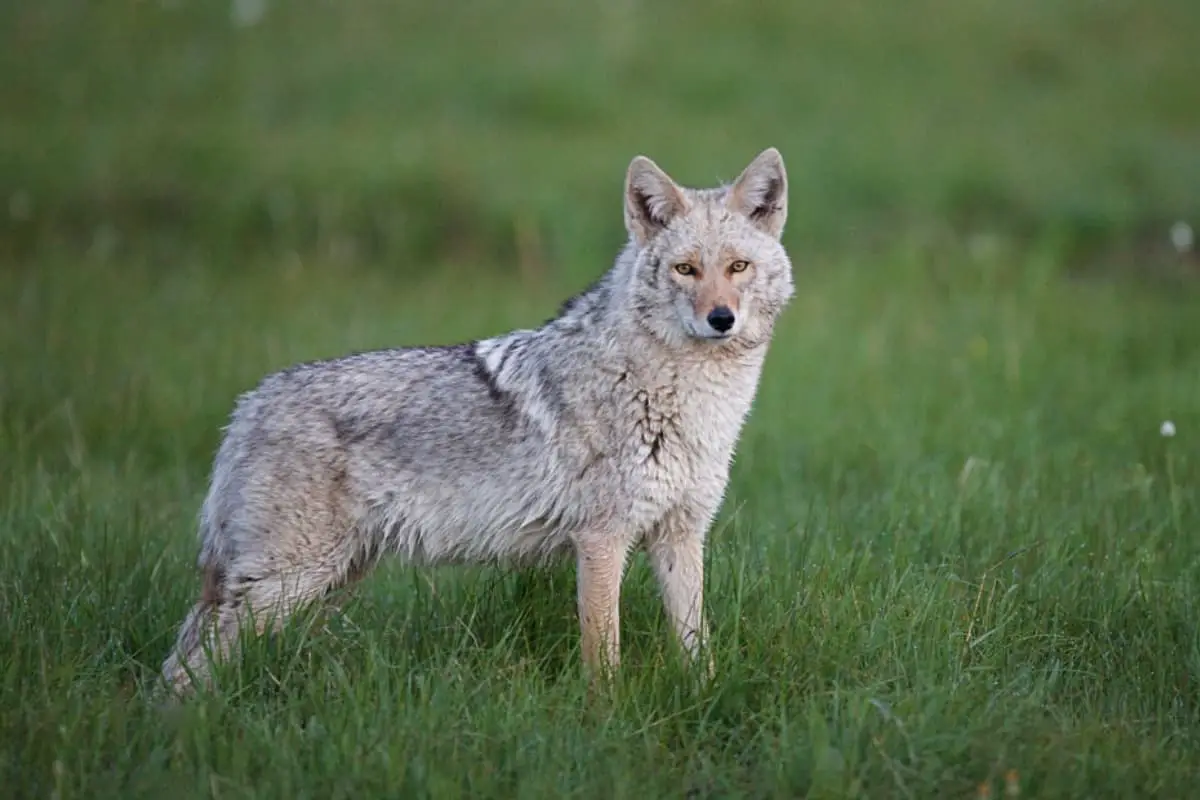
[161, 148, 795, 693]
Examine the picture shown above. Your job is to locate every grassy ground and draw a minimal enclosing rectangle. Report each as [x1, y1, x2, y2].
[3, 1, 1199, 797]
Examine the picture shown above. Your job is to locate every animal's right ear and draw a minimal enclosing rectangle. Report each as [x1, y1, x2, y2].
[624, 155, 688, 246]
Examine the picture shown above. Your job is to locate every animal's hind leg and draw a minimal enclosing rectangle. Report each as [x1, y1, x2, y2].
[161, 552, 368, 695]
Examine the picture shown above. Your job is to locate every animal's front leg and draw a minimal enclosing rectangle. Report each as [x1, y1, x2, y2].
[574, 534, 630, 680]
[646, 507, 714, 677]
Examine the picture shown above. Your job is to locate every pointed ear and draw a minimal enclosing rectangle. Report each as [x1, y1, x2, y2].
[726, 147, 788, 238]
[624, 155, 688, 246]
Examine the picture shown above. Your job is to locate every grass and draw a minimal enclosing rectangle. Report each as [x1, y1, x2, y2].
[2, 0, 1200, 797]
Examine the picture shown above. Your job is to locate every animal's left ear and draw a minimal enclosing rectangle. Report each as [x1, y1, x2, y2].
[726, 147, 788, 239]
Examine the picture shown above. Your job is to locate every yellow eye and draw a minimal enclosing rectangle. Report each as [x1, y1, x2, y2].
[673, 263, 697, 276]
[729, 260, 750, 273]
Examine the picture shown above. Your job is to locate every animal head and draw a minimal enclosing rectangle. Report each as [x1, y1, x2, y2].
[622, 148, 795, 349]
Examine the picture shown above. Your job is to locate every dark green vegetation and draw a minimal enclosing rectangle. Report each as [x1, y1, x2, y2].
[3, 1, 1199, 797]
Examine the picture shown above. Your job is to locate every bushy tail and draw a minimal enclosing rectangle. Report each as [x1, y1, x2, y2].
[159, 563, 226, 696]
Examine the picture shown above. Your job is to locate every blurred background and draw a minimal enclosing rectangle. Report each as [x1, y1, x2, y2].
[4, 0, 1197, 464]
[5, 0, 1197, 269]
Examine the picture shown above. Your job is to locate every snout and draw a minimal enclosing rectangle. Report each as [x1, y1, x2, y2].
[706, 305, 736, 335]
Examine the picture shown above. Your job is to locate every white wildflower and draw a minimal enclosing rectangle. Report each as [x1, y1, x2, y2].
[1169, 221, 1193, 254]
[231, 0, 267, 28]
[1160, 420, 1176, 438]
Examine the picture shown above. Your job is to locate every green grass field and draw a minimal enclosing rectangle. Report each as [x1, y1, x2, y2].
[3, 1, 1199, 797]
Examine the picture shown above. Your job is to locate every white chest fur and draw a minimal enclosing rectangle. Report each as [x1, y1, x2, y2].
[617, 352, 765, 525]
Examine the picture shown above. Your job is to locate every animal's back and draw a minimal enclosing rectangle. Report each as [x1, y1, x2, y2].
[198, 341, 584, 576]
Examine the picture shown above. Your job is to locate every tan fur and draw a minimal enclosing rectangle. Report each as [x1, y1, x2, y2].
[672, 258, 749, 321]
[576, 536, 630, 675]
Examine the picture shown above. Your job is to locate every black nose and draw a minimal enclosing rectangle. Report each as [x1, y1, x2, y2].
[707, 306, 736, 333]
